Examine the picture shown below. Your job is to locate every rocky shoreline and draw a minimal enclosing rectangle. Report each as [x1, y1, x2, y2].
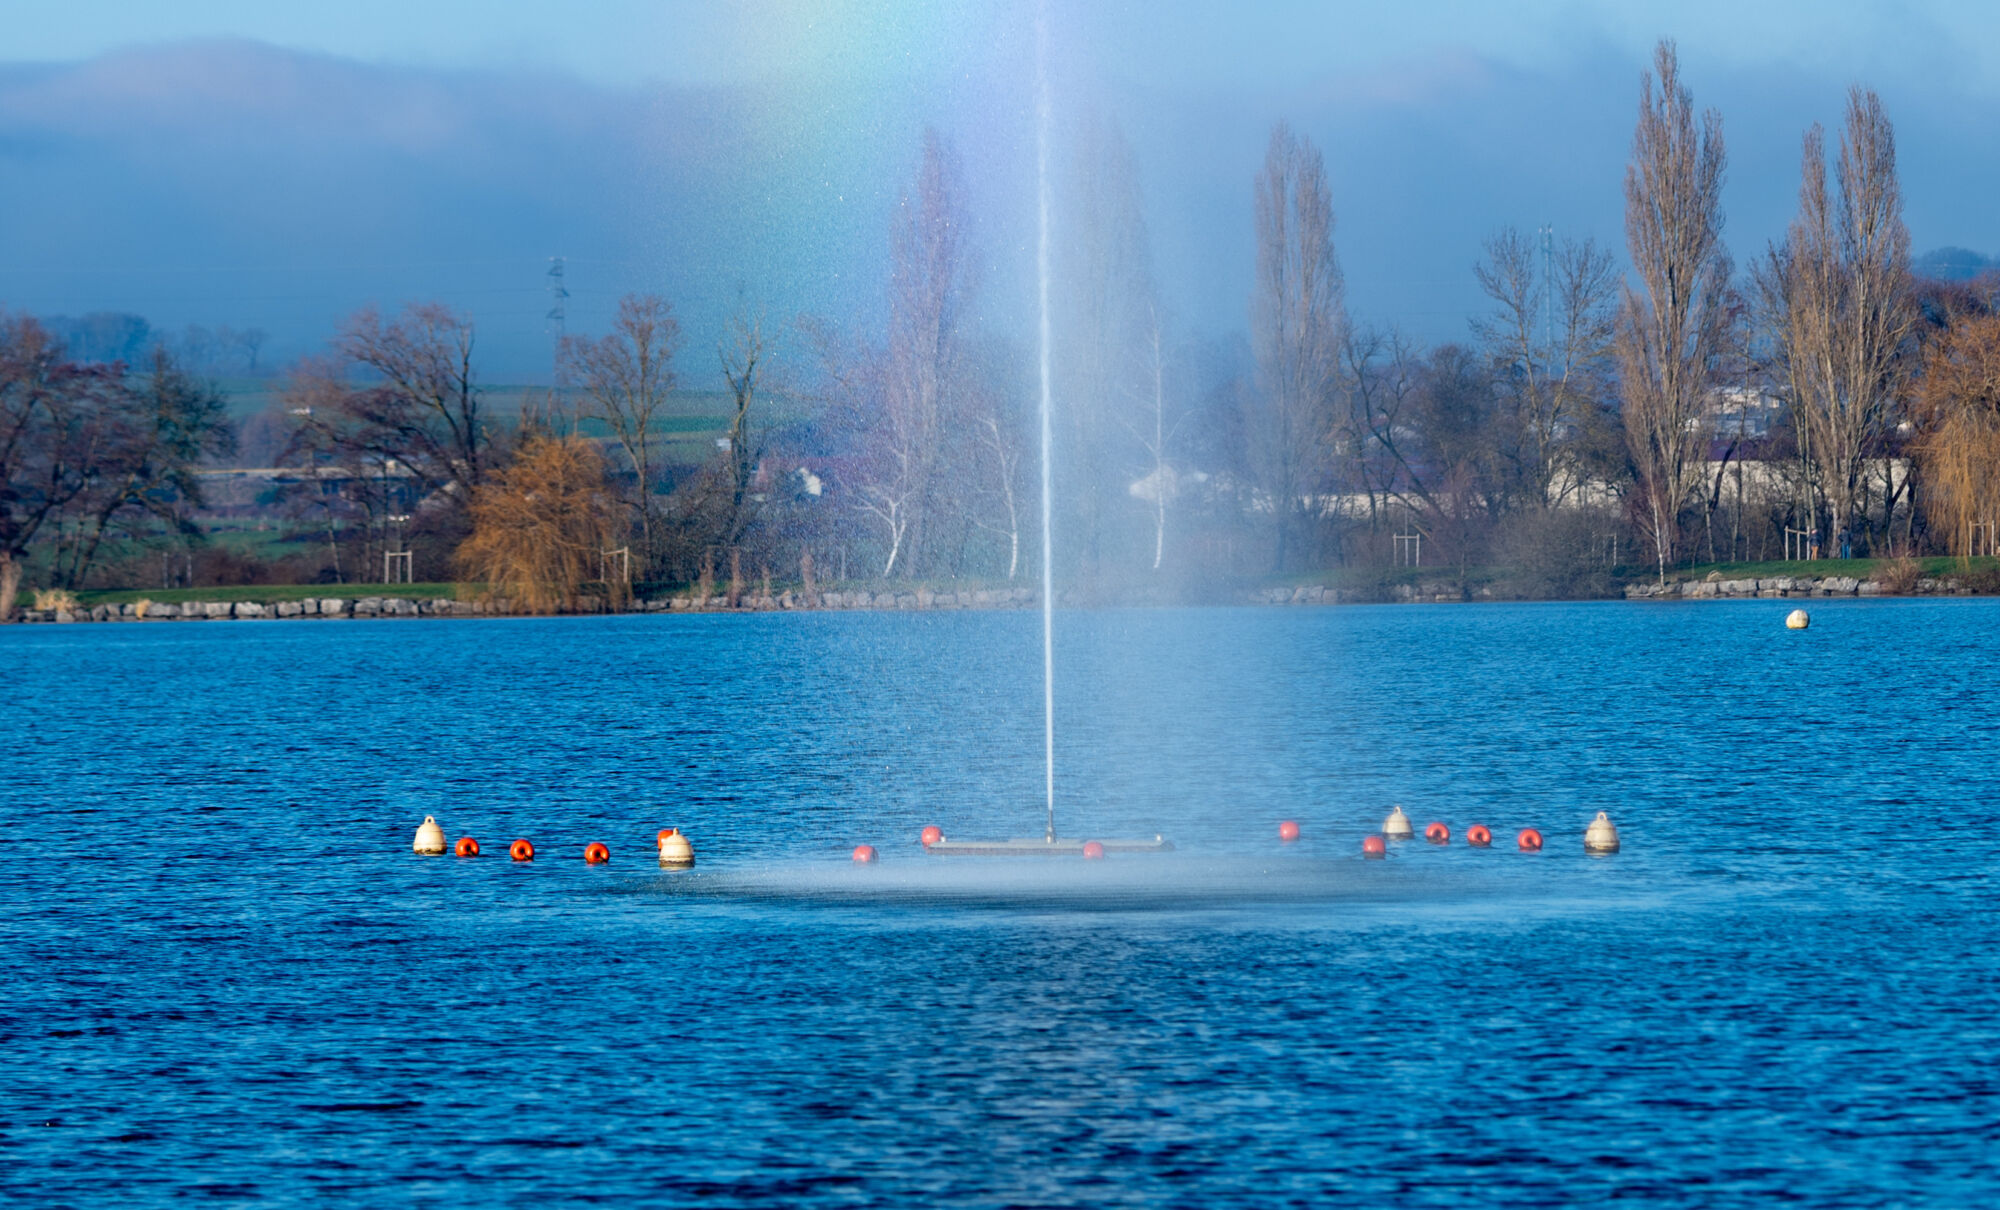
[14, 573, 1989, 624]
[13, 585, 1045, 624]
[1615, 573, 1956, 600]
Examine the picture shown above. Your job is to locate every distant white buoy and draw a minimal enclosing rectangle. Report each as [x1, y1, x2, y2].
[1382, 805, 1414, 839]
[1584, 811, 1620, 854]
[412, 815, 446, 855]
[658, 827, 695, 867]
[1786, 609, 1810, 630]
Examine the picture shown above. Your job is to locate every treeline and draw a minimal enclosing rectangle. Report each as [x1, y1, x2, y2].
[0, 323, 233, 617]
[9, 37, 2000, 618]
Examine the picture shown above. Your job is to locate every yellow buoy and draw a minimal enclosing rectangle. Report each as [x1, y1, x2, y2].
[1584, 810, 1620, 854]
[1785, 609, 1810, 630]
[412, 815, 446, 855]
[1382, 804, 1414, 839]
[658, 828, 696, 867]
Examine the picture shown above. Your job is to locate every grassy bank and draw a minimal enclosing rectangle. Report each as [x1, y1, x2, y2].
[75, 583, 466, 607]
[1664, 555, 1998, 581]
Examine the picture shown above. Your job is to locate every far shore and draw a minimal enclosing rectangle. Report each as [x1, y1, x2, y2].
[12, 558, 2000, 625]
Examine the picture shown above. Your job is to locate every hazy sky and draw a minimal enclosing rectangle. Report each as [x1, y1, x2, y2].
[4, 1, 1999, 383]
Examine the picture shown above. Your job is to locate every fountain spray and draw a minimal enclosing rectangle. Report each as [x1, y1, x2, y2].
[1037, 5, 1055, 845]
[921, 9, 1169, 859]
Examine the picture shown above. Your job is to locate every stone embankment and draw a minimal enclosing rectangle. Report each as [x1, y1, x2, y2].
[14, 585, 1042, 624]
[1245, 584, 1498, 605]
[18, 574, 1982, 623]
[1623, 575, 1893, 599]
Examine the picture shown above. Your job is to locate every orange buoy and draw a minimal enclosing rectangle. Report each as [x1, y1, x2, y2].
[1424, 822, 1450, 844]
[920, 825, 943, 847]
[584, 842, 610, 864]
[454, 836, 480, 857]
[657, 827, 679, 844]
[510, 838, 535, 862]
[1517, 828, 1543, 851]
[1082, 840, 1106, 859]
[1278, 820, 1301, 843]
[1362, 835, 1386, 858]
[1466, 824, 1492, 847]
[852, 844, 877, 863]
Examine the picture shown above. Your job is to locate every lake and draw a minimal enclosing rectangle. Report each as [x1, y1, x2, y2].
[7, 600, 1999, 1206]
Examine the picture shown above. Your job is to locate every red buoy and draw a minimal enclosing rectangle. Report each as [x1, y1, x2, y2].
[852, 844, 877, 863]
[1425, 822, 1450, 844]
[1082, 841, 1106, 860]
[1362, 835, 1387, 859]
[584, 842, 610, 864]
[1466, 824, 1492, 847]
[1278, 820, 1301, 843]
[510, 838, 535, 862]
[1517, 828, 1543, 851]
[454, 836, 480, 857]
[920, 825, 943, 847]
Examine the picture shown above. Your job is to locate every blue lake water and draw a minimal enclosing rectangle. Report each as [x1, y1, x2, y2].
[6, 600, 2000, 1206]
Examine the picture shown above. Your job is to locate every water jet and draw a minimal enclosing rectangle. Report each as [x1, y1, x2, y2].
[919, 11, 1173, 862]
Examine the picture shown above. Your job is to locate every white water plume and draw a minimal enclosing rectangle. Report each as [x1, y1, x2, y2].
[1037, 4, 1056, 844]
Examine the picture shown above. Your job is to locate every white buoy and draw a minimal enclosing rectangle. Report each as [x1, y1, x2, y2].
[1584, 810, 1620, 853]
[412, 815, 446, 855]
[658, 828, 695, 867]
[1382, 805, 1414, 839]
[1785, 609, 1810, 630]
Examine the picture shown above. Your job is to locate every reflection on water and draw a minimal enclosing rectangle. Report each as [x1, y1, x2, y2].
[8, 601, 2000, 1206]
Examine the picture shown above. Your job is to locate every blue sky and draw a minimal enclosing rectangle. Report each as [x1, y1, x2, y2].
[4, 2, 1999, 383]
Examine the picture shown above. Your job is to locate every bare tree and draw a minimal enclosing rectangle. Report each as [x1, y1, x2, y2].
[972, 405, 1025, 579]
[1758, 88, 1915, 557]
[1250, 121, 1345, 572]
[856, 128, 970, 577]
[0, 317, 111, 618]
[1130, 306, 1176, 569]
[1057, 113, 1154, 581]
[1617, 40, 1732, 583]
[1339, 326, 1424, 534]
[1474, 227, 1618, 508]
[58, 346, 232, 588]
[717, 307, 765, 549]
[322, 302, 491, 507]
[559, 293, 680, 572]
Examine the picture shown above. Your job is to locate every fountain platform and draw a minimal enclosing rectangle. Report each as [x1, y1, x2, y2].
[925, 836, 1174, 856]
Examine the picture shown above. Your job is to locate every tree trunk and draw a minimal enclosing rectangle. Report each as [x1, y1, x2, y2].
[0, 551, 20, 622]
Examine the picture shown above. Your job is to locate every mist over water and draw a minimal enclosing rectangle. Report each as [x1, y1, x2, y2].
[10, 602, 2000, 1203]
